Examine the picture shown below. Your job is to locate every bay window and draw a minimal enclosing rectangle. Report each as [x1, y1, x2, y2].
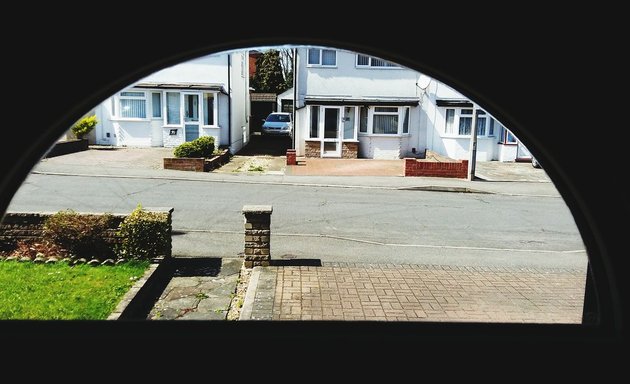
[444, 107, 493, 137]
[119, 91, 146, 119]
[372, 107, 399, 134]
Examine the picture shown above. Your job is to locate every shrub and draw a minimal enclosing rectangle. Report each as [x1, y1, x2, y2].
[43, 210, 113, 259]
[6, 240, 69, 260]
[173, 141, 201, 158]
[193, 136, 215, 158]
[116, 204, 170, 260]
[173, 136, 215, 158]
[71, 115, 98, 139]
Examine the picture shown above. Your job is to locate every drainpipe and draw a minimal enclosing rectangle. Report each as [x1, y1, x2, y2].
[292, 47, 297, 150]
[227, 54, 232, 152]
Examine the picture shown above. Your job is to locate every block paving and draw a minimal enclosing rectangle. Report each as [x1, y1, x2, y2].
[249, 262, 585, 323]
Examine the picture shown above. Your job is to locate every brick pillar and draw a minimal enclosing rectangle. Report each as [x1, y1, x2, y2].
[242, 205, 272, 268]
[286, 149, 296, 165]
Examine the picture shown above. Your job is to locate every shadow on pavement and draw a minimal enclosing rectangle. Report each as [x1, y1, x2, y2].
[238, 134, 291, 156]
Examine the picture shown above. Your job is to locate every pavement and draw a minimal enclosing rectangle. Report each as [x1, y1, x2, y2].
[32, 147, 582, 323]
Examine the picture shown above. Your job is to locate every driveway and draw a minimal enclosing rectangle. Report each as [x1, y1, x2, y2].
[475, 161, 551, 182]
[40, 146, 174, 170]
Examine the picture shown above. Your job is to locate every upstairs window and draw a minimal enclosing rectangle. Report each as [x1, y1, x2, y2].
[356, 54, 399, 68]
[307, 48, 336, 66]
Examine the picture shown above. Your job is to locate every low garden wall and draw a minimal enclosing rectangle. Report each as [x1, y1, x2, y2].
[0, 207, 173, 261]
[163, 148, 231, 172]
[404, 158, 468, 178]
[44, 139, 89, 158]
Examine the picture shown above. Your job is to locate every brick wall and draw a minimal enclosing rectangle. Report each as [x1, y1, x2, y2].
[0, 209, 173, 257]
[404, 158, 468, 178]
[342, 142, 358, 159]
[304, 141, 320, 157]
[305, 141, 358, 158]
[163, 157, 205, 172]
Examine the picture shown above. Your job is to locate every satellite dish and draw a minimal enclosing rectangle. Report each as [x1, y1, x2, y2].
[417, 74, 431, 89]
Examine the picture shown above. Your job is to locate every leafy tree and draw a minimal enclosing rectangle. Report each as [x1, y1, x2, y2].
[251, 50, 290, 94]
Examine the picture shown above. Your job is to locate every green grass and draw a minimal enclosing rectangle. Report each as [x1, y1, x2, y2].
[0, 261, 149, 320]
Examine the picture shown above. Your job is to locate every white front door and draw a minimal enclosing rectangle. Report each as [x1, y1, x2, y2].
[321, 107, 341, 157]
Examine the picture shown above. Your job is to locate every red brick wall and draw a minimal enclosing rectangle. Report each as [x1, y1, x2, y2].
[286, 149, 297, 165]
[163, 158, 205, 172]
[404, 158, 468, 178]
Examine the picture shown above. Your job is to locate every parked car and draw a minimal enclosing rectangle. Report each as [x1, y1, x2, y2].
[262, 112, 292, 136]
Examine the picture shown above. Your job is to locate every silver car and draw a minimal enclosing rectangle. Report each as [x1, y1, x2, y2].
[262, 112, 292, 136]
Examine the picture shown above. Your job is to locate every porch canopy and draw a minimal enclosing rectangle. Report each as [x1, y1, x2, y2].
[304, 96, 419, 107]
[134, 82, 227, 94]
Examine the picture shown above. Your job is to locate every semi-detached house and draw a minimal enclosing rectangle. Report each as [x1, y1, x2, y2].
[286, 47, 531, 162]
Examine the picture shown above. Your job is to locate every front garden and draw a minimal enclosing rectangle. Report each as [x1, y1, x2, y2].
[0, 204, 172, 319]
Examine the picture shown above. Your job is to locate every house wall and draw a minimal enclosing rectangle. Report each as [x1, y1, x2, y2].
[228, 51, 250, 154]
[94, 52, 248, 150]
[298, 49, 418, 98]
[295, 48, 424, 159]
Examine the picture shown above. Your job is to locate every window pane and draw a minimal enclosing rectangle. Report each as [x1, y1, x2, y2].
[371, 58, 386, 67]
[343, 107, 355, 139]
[120, 99, 146, 118]
[322, 50, 336, 66]
[445, 109, 455, 134]
[359, 107, 368, 133]
[459, 116, 472, 135]
[506, 129, 516, 143]
[204, 93, 215, 125]
[374, 107, 398, 113]
[152, 93, 161, 118]
[476, 117, 486, 136]
[357, 55, 369, 66]
[120, 91, 144, 97]
[184, 94, 199, 122]
[373, 114, 398, 134]
[308, 49, 320, 65]
[385, 61, 398, 67]
[167, 92, 180, 125]
[324, 108, 339, 138]
[489, 119, 495, 136]
[402, 108, 409, 134]
[310, 106, 319, 138]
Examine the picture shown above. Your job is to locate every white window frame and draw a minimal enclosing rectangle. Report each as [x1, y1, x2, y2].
[355, 54, 400, 69]
[441, 107, 492, 138]
[307, 105, 359, 141]
[164, 91, 182, 127]
[357, 106, 410, 136]
[306, 48, 337, 67]
[500, 126, 518, 144]
[114, 90, 148, 121]
[202, 92, 219, 128]
[151, 92, 162, 119]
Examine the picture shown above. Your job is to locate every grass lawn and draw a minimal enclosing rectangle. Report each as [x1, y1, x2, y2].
[0, 261, 149, 320]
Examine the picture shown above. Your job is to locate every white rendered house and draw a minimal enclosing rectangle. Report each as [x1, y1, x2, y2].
[290, 47, 530, 161]
[93, 51, 250, 153]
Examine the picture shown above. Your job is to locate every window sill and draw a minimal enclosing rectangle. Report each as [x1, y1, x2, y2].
[110, 118, 149, 122]
[440, 134, 494, 139]
[163, 124, 182, 128]
[306, 65, 338, 68]
[201, 125, 220, 129]
[359, 133, 407, 137]
[355, 66, 402, 70]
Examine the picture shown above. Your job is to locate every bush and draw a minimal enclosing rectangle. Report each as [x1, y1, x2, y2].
[71, 115, 98, 139]
[116, 205, 170, 260]
[173, 141, 201, 158]
[173, 136, 215, 158]
[43, 210, 113, 259]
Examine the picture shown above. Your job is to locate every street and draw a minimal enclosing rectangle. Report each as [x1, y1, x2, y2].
[8, 173, 587, 269]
